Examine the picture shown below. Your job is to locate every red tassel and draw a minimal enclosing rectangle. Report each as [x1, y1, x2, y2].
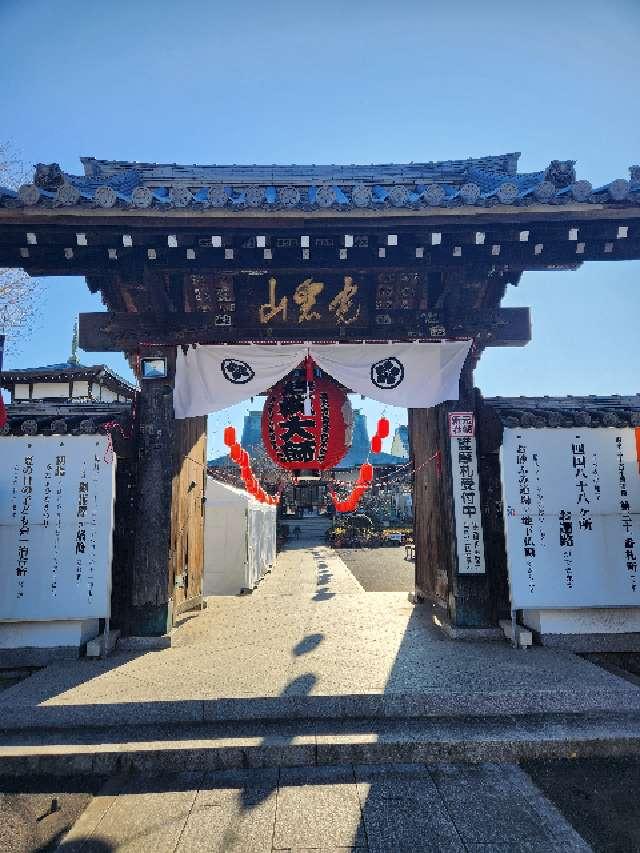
[305, 354, 314, 382]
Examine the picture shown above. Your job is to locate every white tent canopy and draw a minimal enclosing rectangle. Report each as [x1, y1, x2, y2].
[203, 477, 276, 595]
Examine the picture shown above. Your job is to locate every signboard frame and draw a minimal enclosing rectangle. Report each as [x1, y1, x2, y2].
[501, 427, 640, 610]
[0, 435, 116, 622]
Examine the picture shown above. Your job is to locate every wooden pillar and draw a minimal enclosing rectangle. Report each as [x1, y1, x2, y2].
[409, 354, 497, 629]
[128, 346, 178, 635]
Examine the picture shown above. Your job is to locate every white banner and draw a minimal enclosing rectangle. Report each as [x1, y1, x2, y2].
[174, 344, 306, 419]
[0, 436, 115, 622]
[501, 428, 640, 609]
[173, 340, 471, 418]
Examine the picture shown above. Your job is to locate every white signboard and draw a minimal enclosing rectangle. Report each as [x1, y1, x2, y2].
[0, 436, 115, 621]
[502, 428, 640, 609]
[450, 433, 486, 574]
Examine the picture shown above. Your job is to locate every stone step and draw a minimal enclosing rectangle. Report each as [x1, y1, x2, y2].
[2, 713, 640, 777]
[3, 686, 640, 731]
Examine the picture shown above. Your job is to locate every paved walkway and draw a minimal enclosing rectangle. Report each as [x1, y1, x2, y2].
[0, 544, 637, 725]
[58, 763, 592, 852]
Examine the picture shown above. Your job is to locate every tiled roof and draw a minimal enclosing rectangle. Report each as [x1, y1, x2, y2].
[0, 360, 137, 396]
[1, 401, 134, 437]
[2, 155, 638, 212]
[484, 395, 640, 428]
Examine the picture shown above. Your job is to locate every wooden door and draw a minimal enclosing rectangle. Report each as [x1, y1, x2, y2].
[169, 415, 207, 616]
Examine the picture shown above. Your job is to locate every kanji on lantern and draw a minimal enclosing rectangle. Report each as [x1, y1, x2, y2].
[261, 367, 353, 473]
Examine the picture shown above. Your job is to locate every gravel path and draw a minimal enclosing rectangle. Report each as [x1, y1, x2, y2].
[335, 546, 415, 592]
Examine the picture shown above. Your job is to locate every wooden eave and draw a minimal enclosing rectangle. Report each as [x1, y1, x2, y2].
[2, 202, 639, 278]
[1, 202, 640, 227]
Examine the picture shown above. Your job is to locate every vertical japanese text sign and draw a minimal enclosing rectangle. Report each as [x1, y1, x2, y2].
[449, 412, 486, 575]
[501, 428, 640, 609]
[0, 435, 115, 622]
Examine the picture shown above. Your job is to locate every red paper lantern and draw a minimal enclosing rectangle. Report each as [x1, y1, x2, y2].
[371, 435, 382, 454]
[230, 443, 242, 463]
[360, 462, 373, 484]
[240, 449, 249, 466]
[376, 417, 390, 439]
[261, 368, 353, 472]
[223, 426, 236, 447]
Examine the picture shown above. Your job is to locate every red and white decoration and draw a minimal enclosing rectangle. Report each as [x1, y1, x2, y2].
[330, 417, 391, 513]
[223, 425, 279, 505]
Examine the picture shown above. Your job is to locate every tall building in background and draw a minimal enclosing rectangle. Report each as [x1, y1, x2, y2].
[391, 425, 409, 458]
[240, 410, 263, 455]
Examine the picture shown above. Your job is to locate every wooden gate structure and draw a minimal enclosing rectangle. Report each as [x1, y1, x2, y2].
[1, 154, 639, 634]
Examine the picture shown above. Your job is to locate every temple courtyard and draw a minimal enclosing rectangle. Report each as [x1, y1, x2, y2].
[2, 543, 640, 721]
[2, 544, 640, 850]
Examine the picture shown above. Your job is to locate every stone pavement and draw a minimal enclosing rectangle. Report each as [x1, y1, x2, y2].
[57, 763, 592, 852]
[1, 544, 639, 730]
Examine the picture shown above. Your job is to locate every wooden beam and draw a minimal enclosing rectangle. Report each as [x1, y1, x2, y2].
[1, 203, 640, 229]
[483, 307, 531, 347]
[79, 307, 531, 351]
[4, 238, 640, 276]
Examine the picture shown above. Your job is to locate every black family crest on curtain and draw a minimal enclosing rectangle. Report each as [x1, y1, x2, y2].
[370, 357, 405, 390]
[220, 358, 255, 384]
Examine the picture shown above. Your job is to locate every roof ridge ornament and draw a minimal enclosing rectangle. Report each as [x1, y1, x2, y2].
[544, 160, 576, 188]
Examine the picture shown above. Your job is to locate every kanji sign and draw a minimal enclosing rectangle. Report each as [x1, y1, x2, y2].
[502, 428, 640, 608]
[450, 433, 486, 574]
[0, 436, 115, 621]
[449, 412, 475, 438]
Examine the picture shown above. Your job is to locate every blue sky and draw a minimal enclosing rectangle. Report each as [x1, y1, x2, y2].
[1, 0, 638, 458]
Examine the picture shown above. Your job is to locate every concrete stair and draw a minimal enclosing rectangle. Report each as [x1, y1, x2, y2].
[2, 713, 640, 777]
[284, 515, 333, 542]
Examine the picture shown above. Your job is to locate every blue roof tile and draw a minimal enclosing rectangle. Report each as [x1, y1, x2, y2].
[3, 154, 638, 212]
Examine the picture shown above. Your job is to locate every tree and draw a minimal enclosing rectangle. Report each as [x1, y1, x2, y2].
[0, 143, 41, 359]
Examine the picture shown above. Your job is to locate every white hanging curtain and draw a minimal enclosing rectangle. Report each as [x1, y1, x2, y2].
[173, 340, 472, 418]
[174, 343, 307, 419]
[308, 341, 471, 410]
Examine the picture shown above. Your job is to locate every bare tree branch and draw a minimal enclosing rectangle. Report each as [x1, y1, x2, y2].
[0, 143, 41, 357]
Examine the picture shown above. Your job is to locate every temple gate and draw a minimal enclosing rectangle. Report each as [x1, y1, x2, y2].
[1, 154, 638, 635]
